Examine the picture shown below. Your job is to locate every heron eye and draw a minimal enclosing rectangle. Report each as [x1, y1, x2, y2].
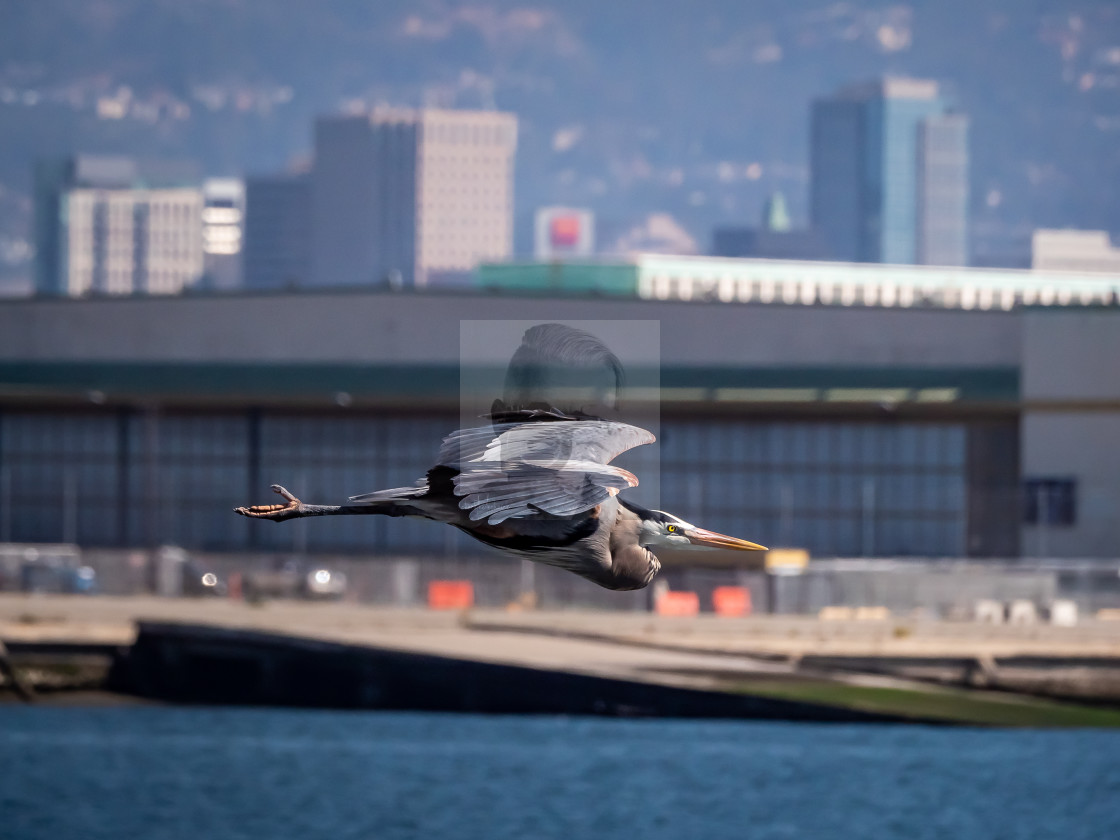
[667, 525, 676, 533]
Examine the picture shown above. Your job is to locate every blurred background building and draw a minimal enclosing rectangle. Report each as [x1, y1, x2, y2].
[311, 107, 517, 289]
[478, 253, 1120, 310]
[242, 173, 312, 291]
[711, 192, 830, 261]
[200, 178, 244, 291]
[33, 155, 205, 296]
[1031, 229, 1120, 274]
[0, 282, 1116, 564]
[810, 77, 969, 266]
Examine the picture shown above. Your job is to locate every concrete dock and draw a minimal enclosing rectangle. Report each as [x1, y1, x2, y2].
[3, 595, 1120, 725]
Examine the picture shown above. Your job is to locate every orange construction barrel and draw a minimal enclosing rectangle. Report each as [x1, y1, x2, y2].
[655, 590, 700, 617]
[427, 580, 475, 610]
[712, 585, 751, 617]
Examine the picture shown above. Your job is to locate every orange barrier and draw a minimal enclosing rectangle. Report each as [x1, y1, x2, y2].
[712, 586, 751, 617]
[655, 590, 699, 617]
[427, 580, 474, 610]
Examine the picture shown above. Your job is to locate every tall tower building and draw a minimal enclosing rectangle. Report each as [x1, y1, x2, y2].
[810, 78, 969, 266]
[916, 113, 969, 267]
[312, 107, 517, 288]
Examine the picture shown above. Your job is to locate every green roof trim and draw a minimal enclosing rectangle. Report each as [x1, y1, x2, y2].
[0, 362, 1019, 404]
[476, 261, 638, 296]
[660, 366, 1019, 401]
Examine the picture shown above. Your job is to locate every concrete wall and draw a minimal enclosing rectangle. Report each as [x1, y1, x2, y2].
[1022, 310, 1120, 557]
[0, 290, 1021, 368]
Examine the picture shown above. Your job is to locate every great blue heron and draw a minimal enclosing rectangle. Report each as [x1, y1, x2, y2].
[235, 324, 768, 590]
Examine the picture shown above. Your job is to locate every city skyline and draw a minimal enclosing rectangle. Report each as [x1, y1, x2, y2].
[2, 1, 1119, 292]
[29, 75, 1120, 296]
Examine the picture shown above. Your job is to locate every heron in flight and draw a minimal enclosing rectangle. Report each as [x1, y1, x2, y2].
[235, 325, 767, 590]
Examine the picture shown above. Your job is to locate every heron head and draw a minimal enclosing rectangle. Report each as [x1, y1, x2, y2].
[640, 510, 768, 552]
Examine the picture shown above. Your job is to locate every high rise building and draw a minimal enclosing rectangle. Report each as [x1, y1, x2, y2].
[917, 114, 969, 267]
[811, 78, 969, 266]
[34, 155, 204, 296]
[312, 107, 517, 288]
[243, 173, 313, 290]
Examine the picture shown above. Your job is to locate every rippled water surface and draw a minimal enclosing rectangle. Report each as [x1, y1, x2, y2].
[2, 706, 1120, 840]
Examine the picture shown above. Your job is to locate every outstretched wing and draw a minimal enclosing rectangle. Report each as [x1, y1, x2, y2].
[441, 420, 655, 525]
[438, 420, 654, 469]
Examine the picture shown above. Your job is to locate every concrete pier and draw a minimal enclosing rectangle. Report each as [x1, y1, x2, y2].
[3, 595, 1120, 725]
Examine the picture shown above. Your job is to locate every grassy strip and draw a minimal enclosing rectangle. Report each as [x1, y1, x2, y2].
[731, 678, 1120, 728]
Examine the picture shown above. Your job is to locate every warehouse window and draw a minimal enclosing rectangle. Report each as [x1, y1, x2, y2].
[657, 420, 968, 558]
[1023, 478, 1077, 526]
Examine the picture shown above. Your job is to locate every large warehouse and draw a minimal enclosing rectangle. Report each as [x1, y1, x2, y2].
[0, 284, 1115, 561]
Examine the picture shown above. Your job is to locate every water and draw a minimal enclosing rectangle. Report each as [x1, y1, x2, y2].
[2, 707, 1119, 840]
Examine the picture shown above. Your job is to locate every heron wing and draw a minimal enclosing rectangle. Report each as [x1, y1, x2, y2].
[438, 420, 654, 468]
[441, 420, 655, 525]
[454, 460, 639, 524]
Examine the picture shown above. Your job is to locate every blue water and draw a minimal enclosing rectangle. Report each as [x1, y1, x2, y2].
[1, 708, 1119, 840]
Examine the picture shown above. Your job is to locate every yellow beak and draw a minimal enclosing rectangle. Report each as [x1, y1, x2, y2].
[684, 527, 768, 551]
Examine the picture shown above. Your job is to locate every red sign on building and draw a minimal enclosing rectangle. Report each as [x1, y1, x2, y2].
[550, 215, 582, 247]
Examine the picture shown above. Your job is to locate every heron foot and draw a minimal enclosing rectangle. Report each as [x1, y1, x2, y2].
[234, 484, 304, 521]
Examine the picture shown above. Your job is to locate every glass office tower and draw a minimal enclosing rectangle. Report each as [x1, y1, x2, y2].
[811, 78, 968, 266]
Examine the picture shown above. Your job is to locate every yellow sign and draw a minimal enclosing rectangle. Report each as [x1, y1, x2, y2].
[765, 548, 809, 576]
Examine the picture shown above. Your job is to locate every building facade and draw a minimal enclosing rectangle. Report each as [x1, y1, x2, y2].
[312, 107, 517, 289]
[712, 193, 830, 262]
[916, 114, 969, 267]
[1032, 230, 1120, 274]
[34, 155, 205, 296]
[1, 288, 1115, 560]
[59, 187, 203, 296]
[200, 178, 245, 291]
[478, 255, 1120, 311]
[811, 78, 969, 267]
[243, 174, 313, 290]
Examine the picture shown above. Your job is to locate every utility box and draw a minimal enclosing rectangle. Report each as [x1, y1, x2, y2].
[974, 599, 1004, 624]
[1049, 599, 1079, 627]
[153, 546, 187, 597]
[1007, 599, 1039, 625]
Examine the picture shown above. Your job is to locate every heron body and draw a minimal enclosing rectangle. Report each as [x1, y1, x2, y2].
[236, 416, 766, 591]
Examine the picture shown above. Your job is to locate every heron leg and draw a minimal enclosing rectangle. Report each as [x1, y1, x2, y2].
[234, 484, 315, 522]
[235, 484, 408, 522]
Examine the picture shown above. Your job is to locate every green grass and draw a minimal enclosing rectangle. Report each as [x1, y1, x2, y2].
[731, 678, 1120, 728]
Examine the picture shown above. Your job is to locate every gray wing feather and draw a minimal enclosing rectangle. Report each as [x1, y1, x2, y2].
[438, 421, 654, 468]
[444, 421, 654, 525]
[455, 461, 639, 524]
[349, 483, 426, 503]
